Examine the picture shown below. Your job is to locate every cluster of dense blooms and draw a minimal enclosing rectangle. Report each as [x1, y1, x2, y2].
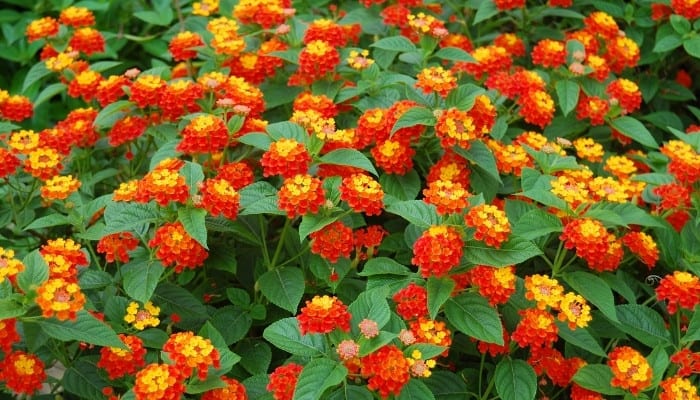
[0, 0, 699, 399]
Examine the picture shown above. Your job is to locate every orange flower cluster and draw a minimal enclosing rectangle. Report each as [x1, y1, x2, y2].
[360, 345, 411, 398]
[671, 348, 700, 377]
[511, 308, 558, 348]
[297, 295, 351, 335]
[108, 115, 149, 147]
[659, 376, 699, 400]
[202, 376, 248, 400]
[606, 78, 642, 114]
[340, 173, 384, 216]
[310, 221, 354, 263]
[528, 347, 586, 388]
[169, 31, 204, 61]
[427, 151, 470, 187]
[621, 231, 658, 268]
[517, 89, 555, 129]
[97, 334, 147, 379]
[0, 92, 33, 122]
[267, 363, 303, 400]
[393, 283, 428, 320]
[292, 40, 340, 85]
[135, 159, 189, 206]
[26, 17, 59, 41]
[487, 140, 531, 176]
[293, 92, 338, 119]
[409, 317, 452, 352]
[160, 80, 204, 121]
[198, 178, 241, 220]
[40, 175, 81, 202]
[560, 218, 623, 272]
[177, 114, 230, 154]
[278, 174, 326, 218]
[69, 27, 105, 55]
[354, 225, 387, 260]
[40, 237, 88, 281]
[0, 247, 25, 284]
[149, 222, 208, 272]
[412, 225, 463, 278]
[416, 66, 457, 98]
[133, 363, 186, 400]
[67, 69, 103, 102]
[303, 19, 356, 47]
[207, 17, 245, 57]
[261, 138, 311, 178]
[671, 0, 700, 20]
[423, 179, 469, 215]
[0, 351, 47, 395]
[457, 45, 512, 80]
[35, 278, 86, 320]
[464, 204, 511, 248]
[494, 0, 525, 10]
[0, 148, 20, 178]
[97, 232, 139, 264]
[608, 346, 652, 395]
[531, 39, 566, 68]
[217, 162, 255, 190]
[661, 140, 700, 184]
[435, 96, 496, 149]
[476, 327, 511, 357]
[23, 147, 63, 180]
[130, 75, 166, 108]
[371, 139, 416, 175]
[163, 331, 220, 380]
[576, 95, 610, 126]
[233, 0, 290, 28]
[469, 265, 516, 306]
[655, 271, 700, 314]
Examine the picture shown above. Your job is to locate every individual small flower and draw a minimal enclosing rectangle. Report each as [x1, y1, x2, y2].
[0, 318, 20, 353]
[531, 39, 566, 68]
[202, 376, 248, 400]
[97, 334, 147, 380]
[584, 11, 620, 40]
[278, 174, 326, 218]
[97, 232, 140, 264]
[169, 31, 204, 61]
[525, 274, 565, 310]
[59, 6, 95, 27]
[40, 175, 81, 202]
[393, 283, 428, 321]
[425, 177, 470, 214]
[108, 115, 149, 146]
[124, 301, 161, 330]
[469, 265, 516, 306]
[0, 351, 47, 395]
[267, 363, 304, 400]
[557, 292, 592, 329]
[412, 225, 464, 278]
[347, 49, 374, 70]
[621, 231, 659, 268]
[26, 17, 59, 41]
[361, 345, 411, 398]
[340, 173, 384, 216]
[69, 27, 105, 55]
[130, 75, 166, 108]
[198, 178, 241, 220]
[163, 332, 220, 380]
[415, 66, 457, 97]
[310, 221, 354, 263]
[0, 95, 33, 121]
[359, 319, 380, 338]
[133, 363, 186, 400]
[608, 346, 652, 395]
[261, 138, 311, 178]
[297, 295, 351, 335]
[573, 137, 605, 162]
[518, 90, 555, 128]
[0, 247, 25, 284]
[511, 308, 558, 348]
[465, 204, 511, 248]
[177, 114, 230, 154]
[655, 271, 700, 314]
[336, 339, 360, 361]
[659, 376, 699, 400]
[149, 222, 208, 272]
[35, 278, 86, 320]
[606, 79, 642, 114]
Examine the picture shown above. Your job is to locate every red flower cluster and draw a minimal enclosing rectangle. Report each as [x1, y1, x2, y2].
[310, 221, 354, 263]
[97, 334, 147, 380]
[149, 221, 209, 272]
[267, 363, 303, 400]
[297, 295, 351, 335]
[412, 225, 464, 278]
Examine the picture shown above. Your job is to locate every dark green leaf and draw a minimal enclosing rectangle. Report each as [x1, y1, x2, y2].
[464, 237, 542, 267]
[33, 82, 65, 107]
[63, 359, 110, 400]
[614, 304, 672, 347]
[474, 0, 498, 24]
[609, 117, 658, 149]
[427, 277, 455, 320]
[358, 257, 413, 276]
[22, 61, 50, 92]
[380, 170, 421, 202]
[181, 161, 204, 196]
[122, 259, 164, 304]
[178, 207, 208, 249]
[555, 80, 579, 116]
[94, 100, 134, 130]
[24, 214, 71, 230]
[299, 214, 338, 241]
[445, 84, 485, 110]
[511, 209, 562, 240]
[396, 379, 435, 400]
[293, 358, 347, 400]
[37, 310, 125, 348]
[556, 321, 607, 357]
[385, 200, 440, 229]
[424, 371, 469, 399]
[445, 293, 503, 344]
[573, 365, 627, 395]
[371, 36, 417, 52]
[258, 267, 305, 313]
[238, 133, 272, 151]
[453, 140, 501, 183]
[349, 288, 392, 334]
[494, 359, 537, 400]
[103, 201, 159, 234]
[319, 149, 379, 176]
[239, 182, 285, 216]
[17, 250, 49, 293]
[263, 317, 326, 356]
[391, 107, 436, 134]
[562, 271, 618, 323]
[683, 36, 700, 58]
[433, 47, 474, 62]
[267, 121, 307, 143]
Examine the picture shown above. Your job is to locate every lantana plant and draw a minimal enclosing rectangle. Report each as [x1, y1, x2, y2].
[0, 0, 699, 399]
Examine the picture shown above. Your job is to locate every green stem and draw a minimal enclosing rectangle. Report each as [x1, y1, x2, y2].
[551, 241, 566, 277]
[259, 215, 271, 267]
[270, 218, 291, 269]
[478, 352, 486, 397]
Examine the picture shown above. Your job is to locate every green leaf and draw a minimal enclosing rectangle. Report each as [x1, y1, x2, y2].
[329, 385, 374, 400]
[573, 364, 627, 395]
[371, 35, 417, 52]
[670, 15, 692, 34]
[511, 209, 562, 240]
[682, 310, 700, 344]
[556, 321, 607, 357]
[153, 283, 208, 323]
[186, 376, 227, 394]
[433, 47, 474, 63]
[319, 149, 379, 176]
[647, 346, 669, 388]
[555, 80, 579, 117]
[427, 277, 455, 320]
[210, 306, 252, 345]
[181, 161, 204, 196]
[22, 61, 51, 92]
[614, 304, 672, 347]
[562, 271, 619, 323]
[609, 117, 659, 149]
[424, 371, 469, 399]
[33, 82, 66, 107]
[238, 340, 272, 375]
[380, 170, 421, 203]
[358, 257, 413, 276]
[404, 343, 448, 360]
[63, 359, 110, 400]
[520, 168, 568, 210]
[385, 200, 440, 229]
[178, 207, 208, 249]
[267, 121, 307, 143]
[474, 0, 498, 24]
[585, 202, 666, 228]
[293, 358, 348, 400]
[454, 140, 501, 183]
[17, 250, 49, 293]
[90, 61, 123, 72]
[494, 359, 537, 400]
[445, 84, 485, 110]
[445, 293, 503, 344]
[198, 321, 241, 374]
[396, 379, 435, 400]
[239, 182, 285, 216]
[263, 317, 326, 356]
[24, 213, 71, 230]
[37, 310, 125, 349]
[654, 31, 683, 53]
[0, 296, 28, 319]
[464, 237, 543, 268]
[683, 36, 700, 58]
[133, 8, 173, 26]
[238, 133, 272, 151]
[349, 288, 392, 334]
[104, 201, 159, 234]
[391, 107, 436, 134]
[258, 267, 305, 314]
[94, 100, 134, 130]
[299, 214, 338, 241]
[122, 259, 164, 304]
